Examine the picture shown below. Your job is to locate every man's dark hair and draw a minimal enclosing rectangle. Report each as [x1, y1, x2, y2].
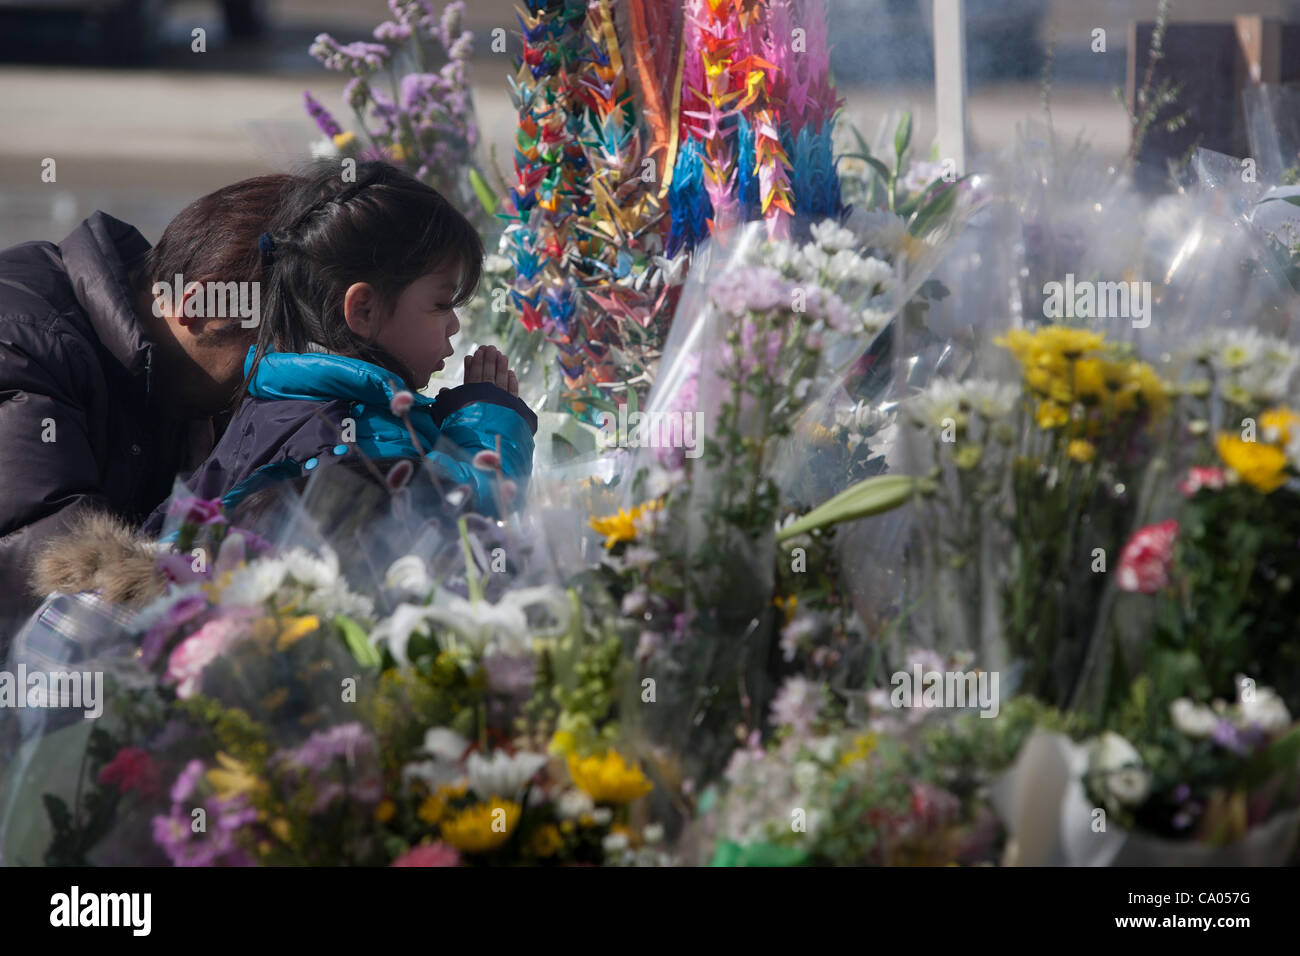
[136, 173, 300, 339]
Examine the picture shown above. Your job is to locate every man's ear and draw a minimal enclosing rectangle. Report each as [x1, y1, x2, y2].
[343, 282, 380, 337]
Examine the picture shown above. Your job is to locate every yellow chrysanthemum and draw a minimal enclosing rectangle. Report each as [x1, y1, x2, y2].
[528, 823, 564, 859]
[1216, 434, 1289, 493]
[1035, 400, 1070, 430]
[375, 799, 396, 824]
[1073, 358, 1106, 403]
[840, 732, 879, 767]
[277, 614, 320, 650]
[1037, 326, 1106, 358]
[588, 499, 662, 549]
[1260, 407, 1300, 445]
[549, 730, 578, 757]
[269, 817, 291, 842]
[332, 131, 356, 150]
[206, 752, 264, 800]
[439, 799, 521, 853]
[418, 793, 446, 826]
[567, 750, 653, 805]
[1067, 439, 1097, 463]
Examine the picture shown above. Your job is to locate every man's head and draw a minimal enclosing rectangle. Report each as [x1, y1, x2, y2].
[133, 173, 300, 418]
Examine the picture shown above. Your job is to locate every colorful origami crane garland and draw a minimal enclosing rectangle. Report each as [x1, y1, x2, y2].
[669, 0, 843, 255]
[500, 0, 594, 408]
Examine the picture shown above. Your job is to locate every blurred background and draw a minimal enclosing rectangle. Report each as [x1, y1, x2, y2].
[0, 0, 1295, 248]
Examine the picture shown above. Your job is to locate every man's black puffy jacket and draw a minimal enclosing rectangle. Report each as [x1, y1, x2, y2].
[0, 213, 205, 635]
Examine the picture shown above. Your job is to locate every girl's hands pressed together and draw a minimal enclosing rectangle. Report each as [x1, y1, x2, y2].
[464, 344, 519, 396]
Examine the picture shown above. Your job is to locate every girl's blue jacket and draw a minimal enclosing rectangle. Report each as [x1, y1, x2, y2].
[146, 348, 536, 527]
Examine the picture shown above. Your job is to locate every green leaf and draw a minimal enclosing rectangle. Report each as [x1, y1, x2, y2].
[336, 615, 381, 669]
[1258, 194, 1300, 208]
[468, 166, 498, 217]
[908, 179, 966, 238]
[776, 474, 914, 542]
[893, 111, 913, 161]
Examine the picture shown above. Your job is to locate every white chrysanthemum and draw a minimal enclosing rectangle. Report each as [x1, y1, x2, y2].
[854, 255, 895, 290]
[961, 379, 1020, 419]
[764, 240, 803, 276]
[219, 558, 287, 607]
[301, 586, 374, 622]
[810, 218, 858, 252]
[906, 378, 968, 428]
[823, 248, 867, 283]
[281, 546, 339, 590]
[556, 788, 594, 820]
[467, 750, 548, 799]
[857, 210, 907, 253]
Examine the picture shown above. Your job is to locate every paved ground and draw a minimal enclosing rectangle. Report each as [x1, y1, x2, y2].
[0, 0, 1289, 247]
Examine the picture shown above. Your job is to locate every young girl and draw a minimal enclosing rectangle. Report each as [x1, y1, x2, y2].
[149, 161, 535, 526]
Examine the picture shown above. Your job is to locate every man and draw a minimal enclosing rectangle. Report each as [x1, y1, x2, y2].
[0, 174, 297, 635]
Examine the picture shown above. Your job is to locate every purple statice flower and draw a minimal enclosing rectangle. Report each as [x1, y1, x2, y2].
[1172, 782, 1192, 803]
[437, 1, 465, 46]
[304, 90, 343, 138]
[1211, 719, 1249, 755]
[170, 759, 206, 804]
[274, 723, 373, 775]
[400, 73, 442, 113]
[343, 77, 370, 111]
[373, 20, 412, 45]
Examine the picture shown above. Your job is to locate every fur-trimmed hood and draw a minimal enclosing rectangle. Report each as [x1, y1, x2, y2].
[30, 511, 166, 607]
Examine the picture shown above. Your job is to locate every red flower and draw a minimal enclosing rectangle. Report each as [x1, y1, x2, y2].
[97, 747, 162, 798]
[1117, 519, 1179, 593]
[1178, 466, 1226, 496]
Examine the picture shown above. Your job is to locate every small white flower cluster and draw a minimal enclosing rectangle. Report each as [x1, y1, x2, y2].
[602, 823, 675, 867]
[1190, 328, 1300, 405]
[219, 546, 374, 620]
[1171, 681, 1292, 738]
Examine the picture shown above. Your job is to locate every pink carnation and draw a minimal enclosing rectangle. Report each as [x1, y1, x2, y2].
[1178, 466, 1226, 496]
[390, 842, 460, 867]
[165, 609, 255, 699]
[1117, 519, 1179, 594]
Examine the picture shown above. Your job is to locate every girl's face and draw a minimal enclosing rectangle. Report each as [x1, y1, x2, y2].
[375, 266, 463, 387]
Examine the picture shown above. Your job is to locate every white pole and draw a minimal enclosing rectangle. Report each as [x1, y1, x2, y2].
[932, 0, 968, 176]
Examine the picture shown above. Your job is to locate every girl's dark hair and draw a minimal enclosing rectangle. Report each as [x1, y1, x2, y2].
[137, 173, 300, 341]
[248, 160, 484, 391]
